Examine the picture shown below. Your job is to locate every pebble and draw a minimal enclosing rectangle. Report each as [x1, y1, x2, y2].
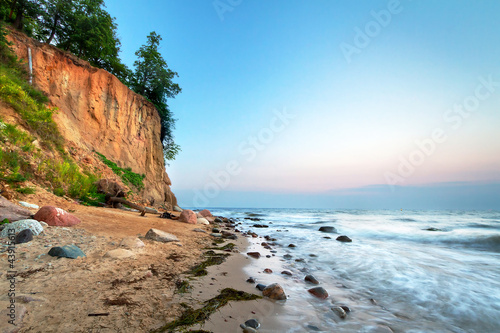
[332, 306, 347, 319]
[246, 277, 256, 283]
[308, 287, 329, 299]
[244, 319, 260, 329]
[263, 268, 273, 274]
[288, 244, 296, 248]
[281, 270, 292, 276]
[319, 226, 337, 233]
[255, 284, 266, 291]
[305, 274, 319, 285]
[336, 235, 352, 242]
[262, 283, 287, 300]
[283, 254, 293, 260]
[247, 252, 261, 259]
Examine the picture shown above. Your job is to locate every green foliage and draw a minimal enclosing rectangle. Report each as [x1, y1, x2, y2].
[131, 31, 181, 161]
[1, 218, 10, 225]
[95, 151, 145, 190]
[153, 288, 262, 332]
[15, 186, 35, 194]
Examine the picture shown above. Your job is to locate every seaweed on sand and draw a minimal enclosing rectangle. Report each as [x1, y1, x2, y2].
[151, 288, 262, 332]
[187, 251, 230, 277]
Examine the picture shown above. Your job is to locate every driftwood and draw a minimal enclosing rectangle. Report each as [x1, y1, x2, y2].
[108, 197, 146, 216]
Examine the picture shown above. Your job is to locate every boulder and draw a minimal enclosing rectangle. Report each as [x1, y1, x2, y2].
[178, 210, 197, 224]
[308, 287, 329, 299]
[0, 196, 33, 222]
[120, 237, 145, 249]
[256, 284, 266, 291]
[104, 248, 135, 259]
[262, 283, 287, 300]
[336, 235, 352, 242]
[48, 244, 86, 259]
[173, 205, 183, 212]
[15, 229, 33, 244]
[34, 206, 81, 227]
[281, 270, 292, 276]
[199, 209, 212, 217]
[145, 228, 179, 243]
[197, 217, 210, 225]
[247, 252, 261, 259]
[0, 219, 43, 237]
[319, 226, 337, 233]
[305, 274, 320, 285]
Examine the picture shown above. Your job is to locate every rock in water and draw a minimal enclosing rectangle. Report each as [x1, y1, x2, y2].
[0, 196, 33, 222]
[244, 319, 260, 329]
[0, 219, 43, 237]
[104, 249, 135, 259]
[48, 244, 86, 259]
[34, 206, 81, 226]
[264, 268, 273, 274]
[336, 235, 352, 242]
[197, 217, 210, 225]
[262, 283, 287, 300]
[120, 237, 145, 249]
[308, 287, 329, 299]
[332, 306, 347, 319]
[178, 210, 197, 224]
[319, 226, 337, 233]
[281, 270, 292, 276]
[305, 274, 320, 285]
[256, 284, 267, 291]
[247, 252, 261, 259]
[15, 229, 33, 244]
[145, 228, 179, 243]
[199, 209, 212, 217]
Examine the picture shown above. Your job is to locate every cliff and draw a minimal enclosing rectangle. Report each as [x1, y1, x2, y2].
[6, 29, 177, 208]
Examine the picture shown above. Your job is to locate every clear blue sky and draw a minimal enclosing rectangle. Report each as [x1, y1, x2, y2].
[104, 0, 500, 209]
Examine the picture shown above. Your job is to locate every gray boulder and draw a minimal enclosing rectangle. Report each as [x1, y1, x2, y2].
[0, 219, 43, 237]
[0, 196, 33, 222]
[145, 228, 179, 243]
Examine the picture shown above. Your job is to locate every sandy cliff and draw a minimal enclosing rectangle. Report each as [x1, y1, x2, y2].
[6, 29, 177, 208]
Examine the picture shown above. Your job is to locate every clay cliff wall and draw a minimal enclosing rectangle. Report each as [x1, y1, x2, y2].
[6, 29, 177, 208]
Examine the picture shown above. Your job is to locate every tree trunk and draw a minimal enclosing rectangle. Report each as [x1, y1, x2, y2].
[108, 197, 146, 216]
[47, 14, 59, 44]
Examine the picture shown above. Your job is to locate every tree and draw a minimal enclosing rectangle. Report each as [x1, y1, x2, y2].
[131, 31, 181, 161]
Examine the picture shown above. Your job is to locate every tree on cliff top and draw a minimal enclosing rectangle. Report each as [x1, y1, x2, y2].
[131, 31, 181, 161]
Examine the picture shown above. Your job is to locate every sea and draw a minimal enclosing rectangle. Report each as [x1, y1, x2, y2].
[208, 208, 500, 333]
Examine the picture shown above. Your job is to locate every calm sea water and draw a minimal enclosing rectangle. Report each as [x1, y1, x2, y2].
[209, 208, 500, 333]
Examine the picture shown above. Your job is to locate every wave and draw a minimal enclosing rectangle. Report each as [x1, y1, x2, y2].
[392, 218, 418, 222]
[467, 222, 500, 230]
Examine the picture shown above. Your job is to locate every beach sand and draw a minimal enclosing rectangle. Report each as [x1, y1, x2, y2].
[0, 191, 271, 333]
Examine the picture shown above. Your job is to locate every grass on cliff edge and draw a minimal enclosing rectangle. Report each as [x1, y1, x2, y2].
[152, 288, 261, 333]
[95, 151, 146, 190]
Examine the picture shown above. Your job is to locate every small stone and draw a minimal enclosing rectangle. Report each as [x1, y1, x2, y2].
[247, 252, 261, 259]
[15, 229, 33, 244]
[323, 236, 331, 239]
[336, 235, 352, 242]
[305, 274, 319, 285]
[281, 270, 292, 276]
[256, 284, 266, 291]
[48, 244, 86, 259]
[197, 217, 210, 225]
[210, 233, 222, 238]
[283, 254, 293, 260]
[246, 277, 256, 283]
[244, 319, 260, 329]
[120, 237, 145, 249]
[263, 268, 273, 274]
[193, 228, 206, 233]
[340, 305, 351, 312]
[19, 201, 39, 209]
[104, 248, 135, 259]
[212, 228, 220, 233]
[243, 328, 257, 333]
[266, 255, 271, 258]
[214, 217, 223, 223]
[295, 258, 305, 263]
[262, 283, 286, 300]
[332, 306, 347, 319]
[319, 226, 337, 233]
[145, 228, 179, 243]
[308, 287, 329, 299]
[288, 244, 296, 248]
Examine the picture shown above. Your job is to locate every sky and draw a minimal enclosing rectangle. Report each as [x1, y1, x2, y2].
[104, 0, 500, 209]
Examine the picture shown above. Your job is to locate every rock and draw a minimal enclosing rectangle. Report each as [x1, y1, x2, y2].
[199, 209, 212, 217]
[210, 233, 222, 238]
[253, 224, 269, 228]
[173, 205, 183, 212]
[0, 196, 33, 222]
[256, 284, 266, 291]
[205, 216, 216, 223]
[295, 258, 305, 262]
[15, 229, 33, 244]
[48, 244, 86, 259]
[244, 319, 260, 329]
[34, 206, 81, 226]
[247, 252, 261, 259]
[262, 283, 287, 300]
[120, 237, 145, 249]
[197, 217, 210, 225]
[283, 254, 293, 260]
[242, 328, 257, 333]
[332, 306, 347, 319]
[0, 303, 26, 333]
[246, 277, 256, 283]
[336, 235, 352, 242]
[18, 201, 39, 209]
[306, 325, 321, 331]
[192, 228, 206, 233]
[288, 244, 296, 248]
[308, 287, 329, 299]
[214, 217, 223, 223]
[212, 228, 220, 233]
[319, 226, 337, 233]
[305, 275, 320, 285]
[104, 248, 135, 259]
[281, 270, 292, 276]
[145, 228, 179, 243]
[323, 236, 331, 239]
[178, 209, 197, 224]
[264, 268, 273, 274]
[340, 305, 351, 313]
[424, 227, 442, 231]
[196, 212, 203, 218]
[0, 219, 43, 237]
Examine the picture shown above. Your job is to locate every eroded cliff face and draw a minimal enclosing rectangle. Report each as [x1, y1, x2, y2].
[7, 29, 177, 208]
